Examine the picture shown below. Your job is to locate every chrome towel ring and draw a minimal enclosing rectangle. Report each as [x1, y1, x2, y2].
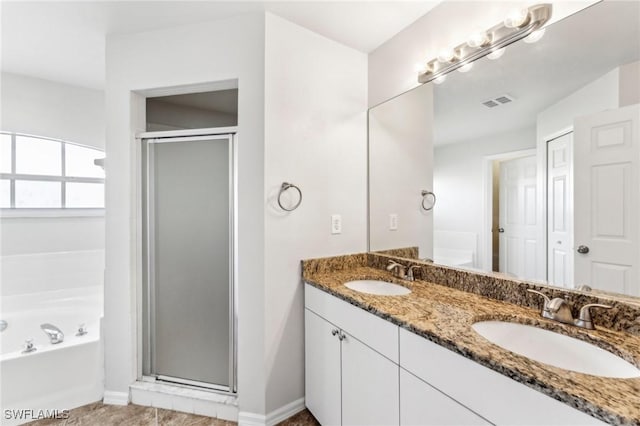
[421, 190, 436, 211]
[278, 182, 302, 211]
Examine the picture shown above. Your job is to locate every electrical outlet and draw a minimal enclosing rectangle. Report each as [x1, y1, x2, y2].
[389, 214, 398, 231]
[331, 214, 342, 234]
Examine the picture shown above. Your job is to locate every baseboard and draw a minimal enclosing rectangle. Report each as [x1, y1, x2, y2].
[238, 411, 267, 426]
[266, 398, 305, 426]
[239, 398, 305, 426]
[102, 390, 130, 406]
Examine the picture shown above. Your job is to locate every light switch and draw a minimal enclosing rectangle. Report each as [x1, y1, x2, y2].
[389, 214, 398, 231]
[331, 214, 342, 234]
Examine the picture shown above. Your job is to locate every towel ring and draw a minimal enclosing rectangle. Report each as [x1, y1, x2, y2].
[421, 190, 436, 211]
[278, 182, 302, 211]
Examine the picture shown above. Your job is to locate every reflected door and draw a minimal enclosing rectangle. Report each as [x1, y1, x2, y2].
[144, 134, 235, 391]
[574, 104, 640, 296]
[499, 155, 538, 280]
[547, 133, 574, 287]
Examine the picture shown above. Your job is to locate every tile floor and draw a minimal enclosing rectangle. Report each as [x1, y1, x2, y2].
[25, 402, 320, 426]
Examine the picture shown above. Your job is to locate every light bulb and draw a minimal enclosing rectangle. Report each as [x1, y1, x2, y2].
[487, 48, 506, 60]
[467, 30, 490, 48]
[524, 28, 546, 43]
[458, 62, 474, 73]
[437, 48, 456, 63]
[433, 75, 447, 85]
[504, 8, 529, 28]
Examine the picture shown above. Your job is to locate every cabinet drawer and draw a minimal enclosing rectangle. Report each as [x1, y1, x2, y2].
[305, 283, 399, 363]
[399, 328, 605, 425]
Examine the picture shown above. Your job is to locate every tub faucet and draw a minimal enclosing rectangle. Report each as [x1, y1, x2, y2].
[0, 320, 7, 332]
[40, 323, 64, 344]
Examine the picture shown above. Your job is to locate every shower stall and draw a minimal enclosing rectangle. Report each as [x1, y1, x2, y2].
[141, 129, 237, 393]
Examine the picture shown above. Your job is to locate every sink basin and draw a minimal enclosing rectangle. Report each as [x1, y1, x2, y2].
[344, 280, 411, 296]
[472, 321, 640, 378]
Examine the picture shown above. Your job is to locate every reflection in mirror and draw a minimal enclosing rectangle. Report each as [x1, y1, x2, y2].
[368, 84, 433, 258]
[368, 0, 640, 297]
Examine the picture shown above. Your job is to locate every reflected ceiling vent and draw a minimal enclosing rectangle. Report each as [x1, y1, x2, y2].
[482, 94, 515, 108]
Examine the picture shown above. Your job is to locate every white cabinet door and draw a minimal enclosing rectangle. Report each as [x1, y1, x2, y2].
[400, 369, 490, 426]
[305, 309, 342, 426]
[341, 331, 399, 426]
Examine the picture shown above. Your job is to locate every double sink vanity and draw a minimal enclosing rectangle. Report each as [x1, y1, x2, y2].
[302, 250, 640, 425]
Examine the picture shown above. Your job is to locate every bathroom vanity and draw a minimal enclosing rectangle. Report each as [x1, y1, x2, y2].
[302, 252, 640, 426]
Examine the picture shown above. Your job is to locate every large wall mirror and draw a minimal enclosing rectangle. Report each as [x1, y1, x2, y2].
[368, 0, 640, 297]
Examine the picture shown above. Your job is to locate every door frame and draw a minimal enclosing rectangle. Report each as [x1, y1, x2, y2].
[481, 148, 536, 272]
[137, 127, 238, 394]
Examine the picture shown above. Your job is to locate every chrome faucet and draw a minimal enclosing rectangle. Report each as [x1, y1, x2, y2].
[40, 323, 64, 344]
[574, 303, 613, 330]
[0, 320, 7, 332]
[527, 289, 612, 330]
[22, 338, 37, 354]
[386, 260, 407, 279]
[406, 265, 420, 282]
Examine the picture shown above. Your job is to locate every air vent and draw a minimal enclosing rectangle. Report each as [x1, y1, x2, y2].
[482, 94, 516, 108]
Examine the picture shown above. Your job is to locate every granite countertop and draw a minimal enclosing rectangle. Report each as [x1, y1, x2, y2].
[303, 265, 640, 425]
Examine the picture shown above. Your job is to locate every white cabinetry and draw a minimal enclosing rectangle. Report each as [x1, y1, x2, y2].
[304, 284, 399, 426]
[400, 368, 490, 426]
[305, 309, 341, 426]
[305, 284, 606, 426]
[399, 328, 606, 426]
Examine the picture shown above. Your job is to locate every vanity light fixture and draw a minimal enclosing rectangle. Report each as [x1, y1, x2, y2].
[437, 48, 457, 63]
[417, 3, 552, 84]
[433, 75, 447, 84]
[504, 8, 530, 28]
[487, 47, 506, 60]
[458, 62, 474, 73]
[524, 28, 546, 43]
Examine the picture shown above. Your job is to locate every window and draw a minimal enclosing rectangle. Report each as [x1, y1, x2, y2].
[0, 132, 105, 210]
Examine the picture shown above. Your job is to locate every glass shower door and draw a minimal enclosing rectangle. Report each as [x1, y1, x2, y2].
[143, 133, 235, 391]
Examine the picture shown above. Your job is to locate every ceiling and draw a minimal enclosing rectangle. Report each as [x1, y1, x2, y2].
[0, 1, 439, 90]
[433, 0, 640, 146]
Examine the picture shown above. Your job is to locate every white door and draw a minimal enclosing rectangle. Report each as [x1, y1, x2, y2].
[547, 132, 574, 288]
[499, 155, 538, 280]
[305, 309, 341, 426]
[341, 331, 399, 426]
[574, 104, 640, 296]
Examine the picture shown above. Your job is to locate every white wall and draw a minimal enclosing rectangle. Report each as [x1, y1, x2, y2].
[368, 1, 598, 107]
[0, 73, 105, 291]
[264, 13, 368, 413]
[434, 126, 536, 265]
[619, 60, 640, 108]
[537, 68, 619, 140]
[104, 14, 267, 414]
[1, 72, 105, 148]
[369, 83, 433, 258]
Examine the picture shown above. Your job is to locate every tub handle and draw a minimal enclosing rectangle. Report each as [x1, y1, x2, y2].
[76, 323, 88, 336]
[22, 338, 37, 354]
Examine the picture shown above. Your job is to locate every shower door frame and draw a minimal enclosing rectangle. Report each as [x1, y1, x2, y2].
[139, 127, 238, 394]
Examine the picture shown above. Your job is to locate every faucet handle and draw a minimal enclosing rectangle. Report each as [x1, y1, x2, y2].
[407, 265, 420, 281]
[527, 289, 551, 309]
[575, 303, 612, 330]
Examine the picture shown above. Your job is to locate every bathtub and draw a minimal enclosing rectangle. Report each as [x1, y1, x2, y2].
[0, 286, 104, 426]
